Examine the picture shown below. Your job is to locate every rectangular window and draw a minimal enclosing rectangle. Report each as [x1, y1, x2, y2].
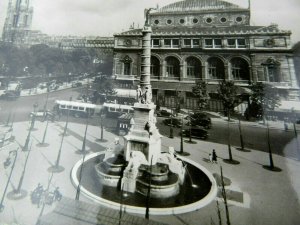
[227, 39, 236, 48]
[214, 39, 222, 48]
[60, 105, 66, 109]
[184, 39, 191, 46]
[205, 39, 213, 48]
[192, 39, 200, 47]
[172, 39, 179, 47]
[164, 39, 171, 47]
[79, 107, 84, 111]
[237, 39, 246, 48]
[73, 106, 79, 110]
[152, 39, 160, 47]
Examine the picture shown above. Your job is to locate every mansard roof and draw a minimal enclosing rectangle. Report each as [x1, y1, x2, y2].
[152, 0, 246, 14]
[115, 25, 291, 37]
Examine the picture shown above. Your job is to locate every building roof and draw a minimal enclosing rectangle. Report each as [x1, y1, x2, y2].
[153, 0, 246, 13]
[116, 24, 291, 37]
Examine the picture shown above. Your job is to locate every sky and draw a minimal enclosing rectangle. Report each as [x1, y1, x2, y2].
[0, 0, 300, 43]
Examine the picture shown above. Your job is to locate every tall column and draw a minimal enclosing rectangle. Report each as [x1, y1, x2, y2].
[140, 25, 152, 100]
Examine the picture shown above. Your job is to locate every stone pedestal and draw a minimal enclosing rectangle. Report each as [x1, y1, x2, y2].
[123, 102, 161, 166]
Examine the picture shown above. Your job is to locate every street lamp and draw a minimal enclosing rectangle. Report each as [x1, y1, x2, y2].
[184, 110, 196, 144]
[0, 148, 18, 213]
[97, 111, 107, 142]
[169, 110, 174, 139]
[7, 143, 32, 200]
[177, 115, 190, 156]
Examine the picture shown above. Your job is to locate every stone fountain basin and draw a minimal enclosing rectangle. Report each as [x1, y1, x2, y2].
[71, 152, 217, 215]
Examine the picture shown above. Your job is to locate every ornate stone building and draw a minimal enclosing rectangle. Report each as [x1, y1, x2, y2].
[2, 0, 34, 44]
[1, 0, 114, 50]
[113, 0, 299, 110]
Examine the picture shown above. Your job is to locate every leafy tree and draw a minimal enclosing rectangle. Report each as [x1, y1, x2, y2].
[218, 80, 240, 163]
[249, 82, 280, 122]
[218, 80, 239, 121]
[192, 80, 209, 111]
[92, 75, 116, 103]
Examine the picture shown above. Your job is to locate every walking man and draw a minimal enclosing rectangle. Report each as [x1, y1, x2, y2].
[212, 149, 218, 163]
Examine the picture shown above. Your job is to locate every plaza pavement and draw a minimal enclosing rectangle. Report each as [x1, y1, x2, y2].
[0, 120, 300, 225]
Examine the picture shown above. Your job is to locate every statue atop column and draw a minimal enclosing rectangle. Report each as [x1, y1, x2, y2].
[144, 8, 156, 26]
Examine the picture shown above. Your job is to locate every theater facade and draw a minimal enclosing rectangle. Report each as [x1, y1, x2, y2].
[112, 0, 299, 110]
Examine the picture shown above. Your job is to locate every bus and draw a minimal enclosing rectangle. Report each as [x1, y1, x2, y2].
[103, 102, 134, 118]
[54, 100, 102, 118]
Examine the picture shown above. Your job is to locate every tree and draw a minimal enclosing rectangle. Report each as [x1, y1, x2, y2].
[93, 75, 116, 103]
[218, 80, 239, 163]
[249, 82, 281, 122]
[192, 80, 209, 111]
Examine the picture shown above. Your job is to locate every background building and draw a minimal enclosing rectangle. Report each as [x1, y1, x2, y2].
[113, 0, 299, 111]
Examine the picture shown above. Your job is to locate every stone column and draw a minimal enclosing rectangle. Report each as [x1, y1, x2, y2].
[224, 64, 229, 80]
[250, 54, 257, 82]
[180, 63, 184, 81]
[286, 54, 298, 88]
[201, 65, 206, 80]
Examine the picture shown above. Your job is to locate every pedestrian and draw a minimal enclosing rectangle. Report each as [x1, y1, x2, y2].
[209, 153, 212, 163]
[212, 149, 217, 163]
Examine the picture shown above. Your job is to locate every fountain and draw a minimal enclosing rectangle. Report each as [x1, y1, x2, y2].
[71, 9, 217, 215]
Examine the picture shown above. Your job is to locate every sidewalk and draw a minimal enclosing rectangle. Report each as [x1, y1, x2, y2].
[19, 79, 90, 97]
[0, 121, 299, 225]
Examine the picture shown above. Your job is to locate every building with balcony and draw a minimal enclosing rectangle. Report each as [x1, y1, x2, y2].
[112, 0, 299, 110]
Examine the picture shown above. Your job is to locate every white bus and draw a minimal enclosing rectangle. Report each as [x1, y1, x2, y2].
[54, 100, 102, 118]
[103, 102, 134, 118]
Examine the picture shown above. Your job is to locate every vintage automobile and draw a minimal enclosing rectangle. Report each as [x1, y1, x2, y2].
[181, 127, 208, 140]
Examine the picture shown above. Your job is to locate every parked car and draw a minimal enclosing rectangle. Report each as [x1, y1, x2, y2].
[163, 118, 182, 127]
[30, 110, 55, 121]
[72, 81, 83, 88]
[181, 128, 208, 140]
[186, 112, 212, 129]
[156, 110, 174, 117]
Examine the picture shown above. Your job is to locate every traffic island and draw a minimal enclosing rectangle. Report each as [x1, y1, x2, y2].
[223, 159, 241, 165]
[184, 140, 197, 144]
[262, 165, 282, 172]
[7, 189, 27, 200]
[236, 147, 251, 152]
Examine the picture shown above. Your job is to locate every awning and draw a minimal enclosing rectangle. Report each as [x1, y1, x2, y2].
[115, 88, 136, 98]
[275, 101, 300, 113]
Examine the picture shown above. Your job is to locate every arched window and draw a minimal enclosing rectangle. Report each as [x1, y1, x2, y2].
[151, 56, 160, 78]
[186, 57, 201, 78]
[230, 58, 250, 81]
[165, 56, 180, 79]
[122, 55, 132, 75]
[207, 57, 225, 79]
[262, 58, 281, 82]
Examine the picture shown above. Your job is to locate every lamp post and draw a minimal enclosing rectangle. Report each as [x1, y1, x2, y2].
[38, 119, 49, 147]
[77, 116, 89, 155]
[177, 115, 190, 156]
[36, 173, 53, 225]
[8, 143, 32, 200]
[23, 120, 33, 151]
[0, 149, 18, 213]
[97, 112, 107, 142]
[169, 109, 174, 139]
[263, 121, 281, 172]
